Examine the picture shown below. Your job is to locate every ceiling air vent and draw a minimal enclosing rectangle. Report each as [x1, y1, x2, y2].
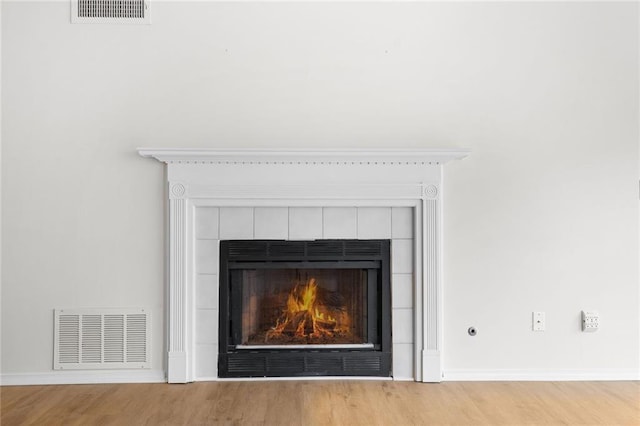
[71, 0, 150, 24]
[54, 308, 151, 370]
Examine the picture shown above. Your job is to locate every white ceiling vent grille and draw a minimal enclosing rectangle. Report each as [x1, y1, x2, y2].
[54, 308, 151, 370]
[71, 0, 150, 24]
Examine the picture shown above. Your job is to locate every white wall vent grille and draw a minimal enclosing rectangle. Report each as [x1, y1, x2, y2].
[71, 0, 151, 24]
[54, 308, 151, 370]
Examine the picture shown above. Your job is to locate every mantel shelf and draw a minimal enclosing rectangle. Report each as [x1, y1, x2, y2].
[137, 148, 470, 165]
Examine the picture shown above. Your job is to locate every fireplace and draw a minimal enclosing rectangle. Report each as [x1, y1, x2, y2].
[138, 148, 469, 383]
[218, 240, 391, 377]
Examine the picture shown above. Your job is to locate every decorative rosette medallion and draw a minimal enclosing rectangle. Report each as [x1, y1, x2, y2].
[424, 185, 438, 199]
[170, 183, 186, 199]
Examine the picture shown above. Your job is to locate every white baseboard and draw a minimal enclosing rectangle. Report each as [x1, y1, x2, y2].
[443, 369, 640, 381]
[0, 370, 166, 386]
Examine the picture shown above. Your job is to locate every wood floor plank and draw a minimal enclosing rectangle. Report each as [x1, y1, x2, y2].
[1, 380, 639, 425]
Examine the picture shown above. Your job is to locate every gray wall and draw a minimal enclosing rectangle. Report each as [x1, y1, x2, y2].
[2, 1, 638, 378]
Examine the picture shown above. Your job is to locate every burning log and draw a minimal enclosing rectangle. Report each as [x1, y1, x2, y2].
[282, 311, 306, 335]
[265, 277, 347, 343]
[315, 317, 336, 330]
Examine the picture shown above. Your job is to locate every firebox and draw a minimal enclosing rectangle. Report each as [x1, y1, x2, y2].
[218, 240, 392, 378]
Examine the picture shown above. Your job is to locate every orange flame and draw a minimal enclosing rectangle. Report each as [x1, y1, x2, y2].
[266, 278, 338, 342]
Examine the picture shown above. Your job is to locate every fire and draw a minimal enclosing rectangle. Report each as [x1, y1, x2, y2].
[266, 278, 339, 342]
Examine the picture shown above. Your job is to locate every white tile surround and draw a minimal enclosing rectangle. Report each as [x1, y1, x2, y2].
[194, 206, 415, 380]
[139, 148, 469, 384]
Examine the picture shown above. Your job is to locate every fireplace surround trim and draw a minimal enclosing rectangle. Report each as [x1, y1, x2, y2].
[139, 148, 469, 383]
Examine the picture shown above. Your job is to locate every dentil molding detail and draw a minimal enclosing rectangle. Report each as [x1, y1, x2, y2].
[138, 148, 469, 165]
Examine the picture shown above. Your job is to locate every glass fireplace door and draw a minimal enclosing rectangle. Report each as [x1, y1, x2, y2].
[233, 268, 372, 347]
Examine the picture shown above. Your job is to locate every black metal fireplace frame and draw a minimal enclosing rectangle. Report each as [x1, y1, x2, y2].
[218, 239, 391, 378]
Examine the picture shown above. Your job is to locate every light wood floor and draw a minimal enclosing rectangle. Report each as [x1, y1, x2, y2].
[2, 380, 639, 425]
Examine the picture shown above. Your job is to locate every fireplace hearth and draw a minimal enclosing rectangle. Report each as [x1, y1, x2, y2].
[218, 240, 391, 377]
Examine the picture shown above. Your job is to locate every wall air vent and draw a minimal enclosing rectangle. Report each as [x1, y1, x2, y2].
[71, 0, 150, 24]
[54, 308, 151, 370]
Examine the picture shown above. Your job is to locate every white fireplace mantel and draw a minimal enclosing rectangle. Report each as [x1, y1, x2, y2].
[138, 148, 469, 165]
[139, 148, 469, 383]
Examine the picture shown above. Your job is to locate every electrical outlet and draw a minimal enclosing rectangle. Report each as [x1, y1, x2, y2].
[582, 310, 599, 332]
[533, 311, 545, 331]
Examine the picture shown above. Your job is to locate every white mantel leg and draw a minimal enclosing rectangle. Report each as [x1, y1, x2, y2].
[168, 184, 190, 383]
[422, 185, 442, 382]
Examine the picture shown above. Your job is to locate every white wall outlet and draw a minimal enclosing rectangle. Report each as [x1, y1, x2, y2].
[532, 311, 545, 331]
[582, 310, 599, 332]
